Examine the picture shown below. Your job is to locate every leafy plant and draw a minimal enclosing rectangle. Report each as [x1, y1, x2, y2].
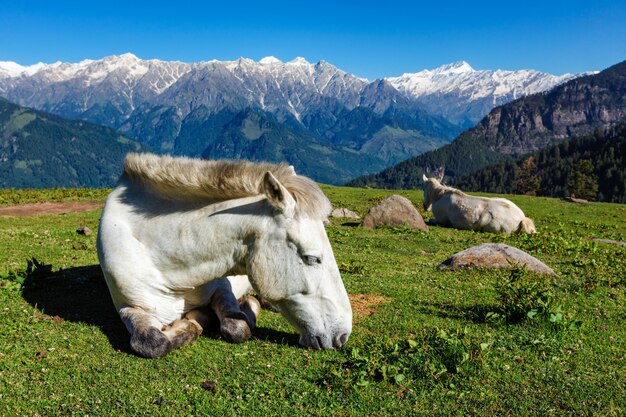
[0, 258, 52, 291]
[493, 266, 556, 324]
[489, 266, 581, 331]
[324, 326, 490, 389]
[338, 259, 368, 275]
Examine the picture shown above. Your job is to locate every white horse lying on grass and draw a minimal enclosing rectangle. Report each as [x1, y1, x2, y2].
[97, 153, 352, 358]
[422, 174, 536, 234]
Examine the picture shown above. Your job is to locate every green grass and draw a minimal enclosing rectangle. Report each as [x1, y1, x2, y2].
[0, 187, 111, 206]
[1, 187, 625, 416]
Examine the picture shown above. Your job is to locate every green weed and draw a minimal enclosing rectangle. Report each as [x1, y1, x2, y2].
[0, 258, 51, 292]
[324, 326, 490, 390]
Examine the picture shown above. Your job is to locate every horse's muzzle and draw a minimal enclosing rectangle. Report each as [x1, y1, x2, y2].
[300, 331, 350, 349]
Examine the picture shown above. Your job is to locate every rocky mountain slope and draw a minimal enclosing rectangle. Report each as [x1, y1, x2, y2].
[348, 60, 626, 189]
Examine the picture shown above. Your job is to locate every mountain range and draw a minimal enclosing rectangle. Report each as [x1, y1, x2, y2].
[348, 60, 626, 191]
[0, 54, 582, 185]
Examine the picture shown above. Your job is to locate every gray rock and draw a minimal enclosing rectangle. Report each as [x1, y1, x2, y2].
[76, 226, 93, 236]
[592, 238, 626, 247]
[438, 243, 556, 275]
[331, 208, 360, 219]
[564, 196, 588, 204]
[362, 195, 427, 231]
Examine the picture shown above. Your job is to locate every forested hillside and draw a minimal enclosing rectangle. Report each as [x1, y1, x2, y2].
[345, 132, 510, 188]
[455, 123, 626, 203]
[0, 98, 144, 188]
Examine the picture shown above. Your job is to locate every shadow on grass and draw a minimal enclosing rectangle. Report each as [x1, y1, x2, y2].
[252, 327, 300, 347]
[20, 263, 302, 354]
[21, 264, 131, 352]
[416, 300, 496, 324]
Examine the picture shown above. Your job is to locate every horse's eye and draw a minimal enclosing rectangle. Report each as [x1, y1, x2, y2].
[302, 255, 322, 266]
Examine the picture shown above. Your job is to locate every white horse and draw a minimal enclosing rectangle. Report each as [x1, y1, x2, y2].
[97, 153, 352, 357]
[422, 174, 536, 234]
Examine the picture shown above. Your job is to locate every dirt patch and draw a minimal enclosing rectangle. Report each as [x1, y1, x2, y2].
[349, 293, 392, 321]
[0, 201, 103, 217]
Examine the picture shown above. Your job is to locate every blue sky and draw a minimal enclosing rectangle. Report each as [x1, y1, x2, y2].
[1, 0, 624, 79]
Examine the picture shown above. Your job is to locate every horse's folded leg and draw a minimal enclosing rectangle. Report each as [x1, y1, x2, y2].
[161, 318, 202, 346]
[218, 296, 260, 344]
[184, 307, 219, 335]
[121, 307, 200, 358]
[239, 295, 261, 330]
[211, 287, 254, 343]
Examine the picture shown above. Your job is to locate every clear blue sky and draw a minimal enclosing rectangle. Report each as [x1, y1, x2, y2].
[1, 0, 624, 79]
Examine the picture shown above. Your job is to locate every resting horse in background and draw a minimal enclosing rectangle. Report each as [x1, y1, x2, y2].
[422, 174, 536, 234]
[97, 153, 352, 358]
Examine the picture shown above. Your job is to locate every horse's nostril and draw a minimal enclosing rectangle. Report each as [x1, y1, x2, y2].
[314, 336, 323, 350]
[334, 333, 349, 348]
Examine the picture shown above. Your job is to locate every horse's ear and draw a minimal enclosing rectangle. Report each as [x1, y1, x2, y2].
[437, 166, 445, 182]
[287, 165, 296, 175]
[263, 172, 296, 216]
[422, 174, 428, 182]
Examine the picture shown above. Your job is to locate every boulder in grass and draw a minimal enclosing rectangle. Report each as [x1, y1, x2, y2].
[438, 243, 556, 276]
[331, 208, 360, 219]
[362, 195, 427, 231]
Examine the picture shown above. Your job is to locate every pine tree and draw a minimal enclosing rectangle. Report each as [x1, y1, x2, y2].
[567, 160, 599, 200]
[515, 156, 540, 195]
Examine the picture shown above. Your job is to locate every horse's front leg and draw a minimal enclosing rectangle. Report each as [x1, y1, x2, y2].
[120, 306, 202, 358]
[215, 289, 260, 343]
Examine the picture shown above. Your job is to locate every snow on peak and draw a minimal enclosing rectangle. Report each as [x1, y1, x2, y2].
[0, 61, 48, 77]
[435, 61, 475, 74]
[387, 60, 580, 106]
[287, 57, 310, 66]
[259, 56, 282, 64]
[0, 61, 27, 76]
[106, 52, 140, 62]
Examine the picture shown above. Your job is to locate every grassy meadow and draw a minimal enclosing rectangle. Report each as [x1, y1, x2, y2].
[0, 186, 624, 416]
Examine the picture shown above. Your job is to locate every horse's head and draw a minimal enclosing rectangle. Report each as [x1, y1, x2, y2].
[246, 172, 352, 349]
[422, 174, 438, 211]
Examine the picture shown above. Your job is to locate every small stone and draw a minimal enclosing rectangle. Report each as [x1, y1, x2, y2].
[76, 226, 92, 236]
[592, 238, 626, 247]
[563, 196, 588, 204]
[331, 208, 360, 219]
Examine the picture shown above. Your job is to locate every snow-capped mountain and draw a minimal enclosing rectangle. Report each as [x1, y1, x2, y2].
[0, 53, 368, 124]
[0, 54, 582, 128]
[388, 61, 586, 126]
[0, 54, 587, 184]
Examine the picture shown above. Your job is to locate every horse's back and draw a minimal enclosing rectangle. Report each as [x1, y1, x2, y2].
[434, 192, 529, 233]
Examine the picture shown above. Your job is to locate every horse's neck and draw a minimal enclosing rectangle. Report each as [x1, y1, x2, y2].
[430, 183, 456, 203]
[129, 189, 270, 273]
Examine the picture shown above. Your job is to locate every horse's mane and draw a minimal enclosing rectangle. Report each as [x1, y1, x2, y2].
[426, 178, 466, 200]
[122, 153, 331, 219]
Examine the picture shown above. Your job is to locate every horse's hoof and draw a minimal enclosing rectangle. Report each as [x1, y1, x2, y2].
[220, 317, 252, 343]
